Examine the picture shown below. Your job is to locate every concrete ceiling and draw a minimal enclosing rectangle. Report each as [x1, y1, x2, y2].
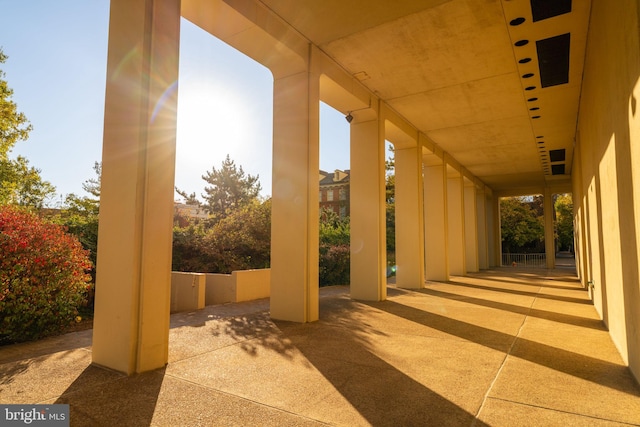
[184, 0, 591, 192]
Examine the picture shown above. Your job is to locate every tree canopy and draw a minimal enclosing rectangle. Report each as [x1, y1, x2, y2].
[555, 194, 574, 252]
[0, 48, 55, 208]
[500, 196, 545, 253]
[201, 154, 261, 221]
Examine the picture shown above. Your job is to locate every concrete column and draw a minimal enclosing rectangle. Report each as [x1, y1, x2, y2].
[544, 187, 556, 269]
[423, 162, 449, 281]
[395, 146, 425, 288]
[464, 180, 479, 273]
[270, 69, 320, 322]
[491, 195, 501, 266]
[447, 169, 465, 276]
[476, 188, 489, 269]
[92, 0, 180, 374]
[350, 109, 386, 301]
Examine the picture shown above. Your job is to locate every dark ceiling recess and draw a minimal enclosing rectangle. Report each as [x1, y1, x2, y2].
[530, 0, 572, 22]
[552, 164, 566, 175]
[549, 149, 566, 162]
[537, 33, 570, 88]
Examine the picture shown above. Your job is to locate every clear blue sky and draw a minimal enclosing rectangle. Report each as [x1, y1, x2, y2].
[1, 0, 354, 203]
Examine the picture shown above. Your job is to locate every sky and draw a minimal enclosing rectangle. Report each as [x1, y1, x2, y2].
[0, 0, 354, 203]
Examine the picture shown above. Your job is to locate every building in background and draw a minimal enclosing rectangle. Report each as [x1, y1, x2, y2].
[319, 169, 349, 218]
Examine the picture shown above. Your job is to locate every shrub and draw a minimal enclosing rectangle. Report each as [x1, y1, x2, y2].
[318, 208, 350, 286]
[0, 205, 92, 344]
[319, 243, 350, 286]
[200, 200, 271, 273]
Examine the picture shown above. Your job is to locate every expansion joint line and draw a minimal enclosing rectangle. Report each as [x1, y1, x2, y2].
[470, 286, 541, 426]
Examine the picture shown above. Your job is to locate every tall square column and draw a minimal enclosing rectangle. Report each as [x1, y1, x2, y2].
[350, 111, 386, 301]
[491, 195, 501, 267]
[270, 69, 320, 322]
[464, 180, 479, 273]
[423, 161, 449, 281]
[447, 169, 465, 276]
[92, 0, 181, 374]
[544, 187, 556, 269]
[395, 146, 425, 288]
[476, 188, 489, 269]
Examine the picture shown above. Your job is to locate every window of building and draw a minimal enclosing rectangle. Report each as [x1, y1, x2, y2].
[319, 190, 322, 202]
[339, 188, 346, 200]
[327, 189, 334, 201]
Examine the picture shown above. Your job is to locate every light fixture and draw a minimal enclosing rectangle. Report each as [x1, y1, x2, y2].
[345, 112, 353, 123]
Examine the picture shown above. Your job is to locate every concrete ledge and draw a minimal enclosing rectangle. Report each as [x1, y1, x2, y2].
[205, 269, 270, 305]
[170, 272, 205, 313]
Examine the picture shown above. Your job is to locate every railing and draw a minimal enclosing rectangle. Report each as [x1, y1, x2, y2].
[502, 253, 546, 267]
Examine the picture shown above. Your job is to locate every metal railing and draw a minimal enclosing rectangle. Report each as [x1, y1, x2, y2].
[502, 253, 546, 267]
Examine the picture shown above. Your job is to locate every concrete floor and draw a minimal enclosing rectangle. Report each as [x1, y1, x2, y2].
[1, 267, 639, 426]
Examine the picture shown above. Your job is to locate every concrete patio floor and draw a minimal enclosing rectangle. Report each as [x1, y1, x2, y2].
[1, 267, 640, 426]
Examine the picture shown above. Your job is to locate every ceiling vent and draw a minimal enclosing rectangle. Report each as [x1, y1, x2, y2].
[537, 33, 571, 88]
[530, 0, 572, 22]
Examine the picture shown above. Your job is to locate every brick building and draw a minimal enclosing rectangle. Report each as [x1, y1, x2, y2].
[319, 169, 349, 218]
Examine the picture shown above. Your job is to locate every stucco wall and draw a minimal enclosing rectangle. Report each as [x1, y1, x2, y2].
[575, 0, 640, 379]
[205, 273, 235, 305]
[170, 272, 206, 313]
[205, 269, 271, 305]
[233, 269, 271, 302]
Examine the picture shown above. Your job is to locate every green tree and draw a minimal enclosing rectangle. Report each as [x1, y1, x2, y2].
[0, 49, 31, 159]
[176, 188, 201, 206]
[171, 222, 208, 272]
[319, 207, 350, 286]
[385, 146, 396, 272]
[500, 196, 544, 253]
[188, 199, 271, 273]
[555, 193, 574, 252]
[53, 162, 101, 287]
[201, 155, 261, 221]
[0, 156, 55, 208]
[0, 48, 55, 208]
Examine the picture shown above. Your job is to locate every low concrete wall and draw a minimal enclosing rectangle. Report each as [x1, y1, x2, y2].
[205, 273, 235, 305]
[233, 269, 270, 302]
[205, 269, 271, 305]
[170, 272, 205, 313]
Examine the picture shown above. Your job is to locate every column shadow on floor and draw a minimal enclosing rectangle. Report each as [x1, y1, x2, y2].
[415, 287, 604, 330]
[446, 280, 591, 305]
[54, 366, 165, 427]
[466, 273, 582, 291]
[277, 316, 489, 427]
[364, 298, 640, 396]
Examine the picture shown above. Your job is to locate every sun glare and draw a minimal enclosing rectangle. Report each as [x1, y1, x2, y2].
[175, 80, 252, 196]
[177, 81, 247, 150]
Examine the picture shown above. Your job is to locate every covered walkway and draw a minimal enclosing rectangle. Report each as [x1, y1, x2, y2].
[2, 267, 639, 426]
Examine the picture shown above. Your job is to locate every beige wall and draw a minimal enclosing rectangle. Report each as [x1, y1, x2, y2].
[574, 0, 640, 379]
[205, 269, 271, 305]
[171, 272, 206, 313]
[205, 273, 235, 305]
[234, 269, 271, 302]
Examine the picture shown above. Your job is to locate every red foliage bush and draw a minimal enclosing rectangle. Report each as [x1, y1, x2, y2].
[0, 205, 92, 344]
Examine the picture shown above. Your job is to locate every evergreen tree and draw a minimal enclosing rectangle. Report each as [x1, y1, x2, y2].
[175, 188, 201, 206]
[201, 154, 261, 221]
